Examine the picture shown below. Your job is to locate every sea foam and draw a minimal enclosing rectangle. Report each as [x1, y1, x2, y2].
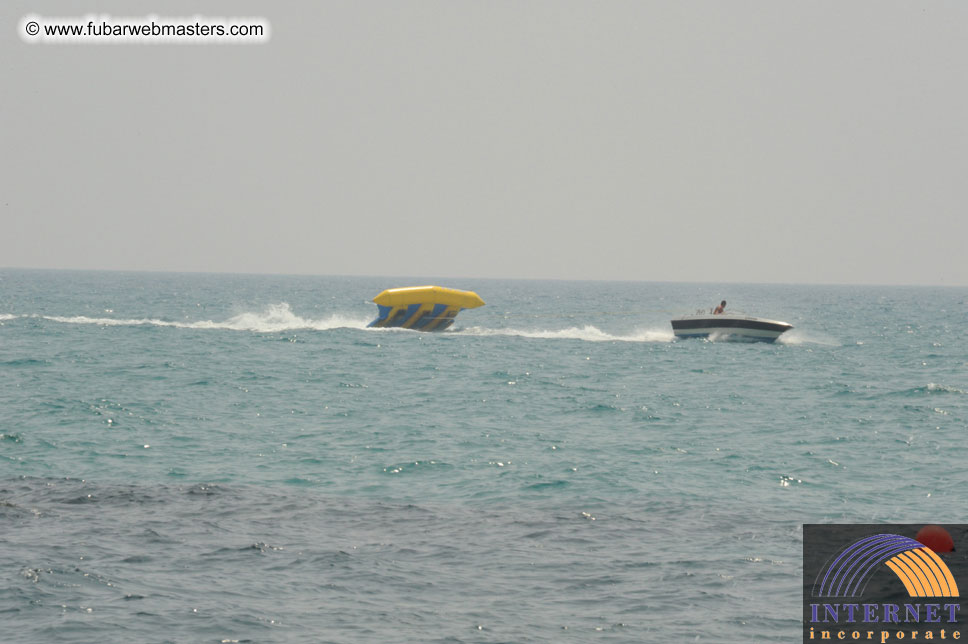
[33, 303, 370, 333]
[459, 325, 674, 343]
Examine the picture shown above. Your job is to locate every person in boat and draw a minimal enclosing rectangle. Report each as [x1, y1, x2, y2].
[713, 300, 726, 315]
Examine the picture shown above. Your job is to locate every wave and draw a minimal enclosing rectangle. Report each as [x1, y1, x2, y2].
[458, 325, 674, 343]
[924, 383, 967, 395]
[882, 383, 968, 398]
[776, 329, 840, 346]
[26, 304, 371, 333]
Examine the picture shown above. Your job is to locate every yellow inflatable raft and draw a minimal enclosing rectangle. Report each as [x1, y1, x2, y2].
[367, 286, 485, 331]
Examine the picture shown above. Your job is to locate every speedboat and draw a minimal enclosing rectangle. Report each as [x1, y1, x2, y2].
[367, 286, 485, 331]
[671, 310, 793, 343]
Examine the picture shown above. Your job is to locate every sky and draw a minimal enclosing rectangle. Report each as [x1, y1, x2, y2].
[3, 1, 967, 285]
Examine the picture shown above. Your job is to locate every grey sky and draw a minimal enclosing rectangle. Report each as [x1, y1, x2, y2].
[3, 1, 967, 285]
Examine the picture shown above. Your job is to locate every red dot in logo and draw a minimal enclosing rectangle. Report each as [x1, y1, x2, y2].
[916, 525, 954, 553]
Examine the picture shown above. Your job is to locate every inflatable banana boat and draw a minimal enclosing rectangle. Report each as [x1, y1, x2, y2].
[367, 286, 485, 331]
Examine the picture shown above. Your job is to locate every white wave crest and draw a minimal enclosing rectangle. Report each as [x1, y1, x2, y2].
[37, 303, 370, 333]
[459, 325, 674, 343]
[0, 314, 16, 322]
[926, 383, 967, 395]
[776, 329, 840, 346]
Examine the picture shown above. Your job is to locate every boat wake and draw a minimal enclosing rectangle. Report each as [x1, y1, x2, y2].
[8, 307, 827, 347]
[458, 325, 675, 343]
[19, 303, 371, 333]
[775, 329, 840, 346]
[12, 306, 674, 342]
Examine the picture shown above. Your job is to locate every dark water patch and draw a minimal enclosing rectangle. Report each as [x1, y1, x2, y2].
[583, 403, 624, 414]
[900, 403, 940, 415]
[52, 485, 172, 508]
[63, 494, 98, 504]
[381, 460, 453, 476]
[282, 476, 318, 486]
[523, 529, 553, 539]
[828, 382, 860, 397]
[0, 478, 260, 515]
[0, 499, 36, 519]
[185, 483, 230, 497]
[119, 554, 151, 564]
[0, 358, 50, 367]
[235, 369, 276, 382]
[526, 480, 570, 491]
[0, 480, 812, 642]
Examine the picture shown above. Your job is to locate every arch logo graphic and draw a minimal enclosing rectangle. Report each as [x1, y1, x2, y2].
[814, 534, 959, 599]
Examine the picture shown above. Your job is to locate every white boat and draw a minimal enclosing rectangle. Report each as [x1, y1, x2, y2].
[671, 311, 793, 342]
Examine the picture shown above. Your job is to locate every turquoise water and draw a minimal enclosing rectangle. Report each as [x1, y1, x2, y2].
[1, 269, 966, 643]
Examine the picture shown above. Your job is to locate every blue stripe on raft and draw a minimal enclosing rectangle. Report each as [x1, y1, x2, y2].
[367, 304, 394, 327]
[412, 303, 448, 330]
[400, 303, 423, 327]
[384, 306, 412, 327]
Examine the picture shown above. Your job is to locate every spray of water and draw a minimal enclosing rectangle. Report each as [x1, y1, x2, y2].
[29, 303, 370, 332]
[458, 325, 674, 343]
[776, 329, 840, 346]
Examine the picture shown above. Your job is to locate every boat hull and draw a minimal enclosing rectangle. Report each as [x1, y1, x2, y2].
[670, 315, 793, 343]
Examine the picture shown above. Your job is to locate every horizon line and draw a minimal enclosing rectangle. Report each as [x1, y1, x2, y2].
[1, 265, 965, 289]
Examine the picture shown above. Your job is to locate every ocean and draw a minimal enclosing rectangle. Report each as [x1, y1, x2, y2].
[1, 269, 966, 643]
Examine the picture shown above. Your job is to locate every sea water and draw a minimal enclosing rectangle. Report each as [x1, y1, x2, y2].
[1, 269, 966, 643]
